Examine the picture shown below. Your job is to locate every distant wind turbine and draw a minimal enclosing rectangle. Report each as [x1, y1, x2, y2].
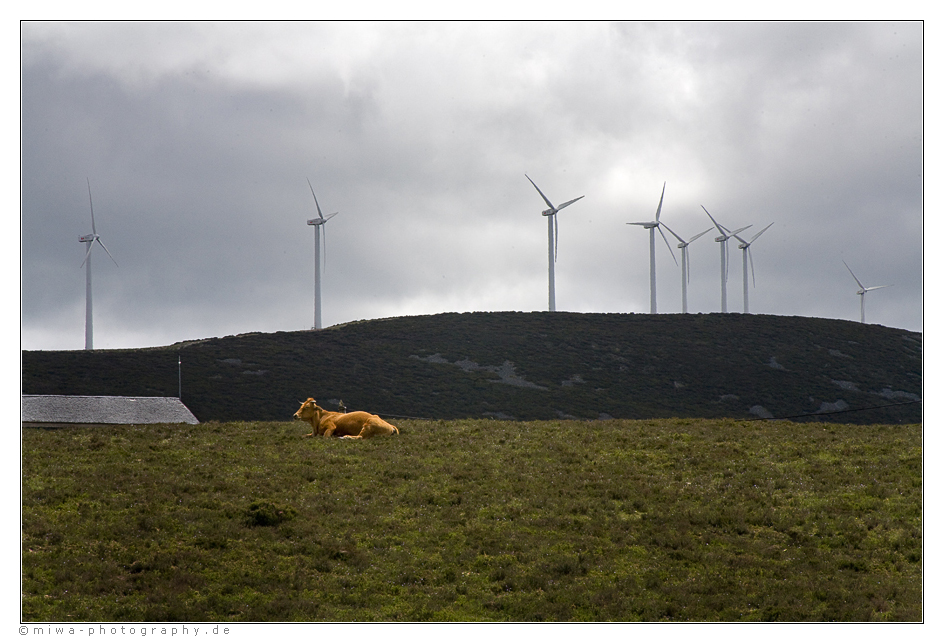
[627, 182, 677, 314]
[702, 206, 750, 314]
[525, 174, 584, 312]
[662, 224, 713, 314]
[306, 178, 338, 330]
[843, 260, 891, 324]
[731, 222, 774, 314]
[79, 179, 118, 350]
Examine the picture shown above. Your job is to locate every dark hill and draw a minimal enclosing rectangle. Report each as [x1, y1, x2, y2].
[22, 312, 922, 424]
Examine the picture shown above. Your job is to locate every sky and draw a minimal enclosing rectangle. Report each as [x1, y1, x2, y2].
[20, 21, 924, 350]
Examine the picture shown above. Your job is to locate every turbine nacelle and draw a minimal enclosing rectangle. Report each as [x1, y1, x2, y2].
[541, 208, 556, 217]
[307, 213, 337, 226]
[79, 234, 96, 243]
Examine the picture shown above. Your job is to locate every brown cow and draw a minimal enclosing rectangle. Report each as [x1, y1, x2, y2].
[293, 398, 399, 439]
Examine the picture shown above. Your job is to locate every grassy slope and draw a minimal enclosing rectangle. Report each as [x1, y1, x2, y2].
[22, 418, 921, 622]
[21, 312, 922, 424]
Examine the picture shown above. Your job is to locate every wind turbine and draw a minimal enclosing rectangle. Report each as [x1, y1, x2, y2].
[702, 206, 750, 314]
[627, 182, 677, 314]
[843, 260, 891, 324]
[662, 224, 713, 313]
[78, 179, 118, 350]
[306, 178, 338, 330]
[525, 174, 584, 312]
[730, 222, 774, 314]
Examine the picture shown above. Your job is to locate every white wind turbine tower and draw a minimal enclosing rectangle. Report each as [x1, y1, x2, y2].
[306, 179, 338, 330]
[627, 182, 677, 314]
[843, 260, 892, 324]
[79, 179, 118, 350]
[662, 224, 713, 314]
[731, 222, 774, 314]
[702, 206, 750, 314]
[525, 174, 584, 312]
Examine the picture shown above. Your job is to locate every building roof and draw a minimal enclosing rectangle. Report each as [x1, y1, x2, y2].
[22, 395, 199, 425]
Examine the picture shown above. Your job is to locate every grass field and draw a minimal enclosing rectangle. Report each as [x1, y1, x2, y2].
[21, 417, 922, 622]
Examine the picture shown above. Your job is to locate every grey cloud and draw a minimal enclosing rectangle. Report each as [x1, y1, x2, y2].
[21, 21, 922, 350]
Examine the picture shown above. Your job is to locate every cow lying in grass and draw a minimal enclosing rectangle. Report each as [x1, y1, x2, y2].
[293, 398, 400, 439]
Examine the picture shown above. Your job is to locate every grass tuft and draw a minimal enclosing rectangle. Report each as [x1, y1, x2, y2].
[244, 500, 297, 527]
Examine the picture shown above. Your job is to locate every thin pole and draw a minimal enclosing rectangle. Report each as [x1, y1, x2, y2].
[720, 241, 727, 313]
[743, 249, 749, 314]
[85, 241, 93, 350]
[547, 214, 556, 312]
[649, 228, 657, 314]
[681, 247, 688, 314]
[178, 355, 182, 400]
[314, 224, 322, 329]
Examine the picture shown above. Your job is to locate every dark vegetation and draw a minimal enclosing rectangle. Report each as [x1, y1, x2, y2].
[22, 418, 921, 621]
[22, 312, 921, 423]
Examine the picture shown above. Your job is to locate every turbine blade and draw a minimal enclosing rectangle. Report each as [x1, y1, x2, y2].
[654, 182, 666, 222]
[556, 195, 584, 211]
[658, 225, 678, 265]
[87, 178, 97, 235]
[866, 284, 892, 292]
[689, 228, 714, 243]
[554, 213, 559, 262]
[525, 174, 555, 211]
[729, 224, 752, 237]
[842, 260, 866, 290]
[750, 222, 774, 243]
[97, 238, 118, 267]
[661, 222, 685, 245]
[307, 178, 324, 219]
[324, 212, 338, 221]
[702, 205, 726, 235]
[80, 241, 93, 267]
[749, 247, 756, 287]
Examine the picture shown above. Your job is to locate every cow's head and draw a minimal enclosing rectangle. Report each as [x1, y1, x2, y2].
[293, 398, 324, 422]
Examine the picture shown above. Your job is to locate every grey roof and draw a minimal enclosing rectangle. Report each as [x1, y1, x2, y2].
[22, 395, 199, 425]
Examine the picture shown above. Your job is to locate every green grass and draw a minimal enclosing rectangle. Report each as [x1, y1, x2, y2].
[22, 418, 921, 621]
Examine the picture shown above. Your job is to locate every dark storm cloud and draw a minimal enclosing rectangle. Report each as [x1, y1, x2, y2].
[20, 21, 922, 349]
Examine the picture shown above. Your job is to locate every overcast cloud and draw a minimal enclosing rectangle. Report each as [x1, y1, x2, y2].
[20, 21, 923, 350]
